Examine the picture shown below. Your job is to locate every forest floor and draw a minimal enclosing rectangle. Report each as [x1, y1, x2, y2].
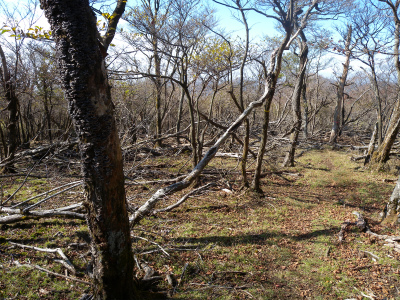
[1, 142, 400, 299]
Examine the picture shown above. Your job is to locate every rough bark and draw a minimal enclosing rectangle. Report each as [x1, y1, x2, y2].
[39, 0, 137, 299]
[329, 25, 352, 144]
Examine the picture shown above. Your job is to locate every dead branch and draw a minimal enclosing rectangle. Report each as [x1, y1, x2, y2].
[189, 283, 251, 290]
[153, 182, 216, 214]
[131, 235, 170, 257]
[11, 181, 83, 208]
[359, 250, 380, 261]
[0, 203, 85, 224]
[22, 182, 83, 212]
[197, 112, 257, 159]
[0, 173, 47, 178]
[352, 264, 375, 271]
[0, 139, 79, 167]
[215, 152, 241, 158]
[122, 125, 190, 151]
[171, 262, 189, 295]
[140, 247, 200, 255]
[2, 159, 43, 205]
[351, 155, 367, 161]
[9, 241, 76, 274]
[353, 287, 376, 300]
[13, 261, 91, 285]
[125, 175, 186, 186]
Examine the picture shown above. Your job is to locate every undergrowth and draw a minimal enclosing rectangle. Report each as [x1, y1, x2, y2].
[1, 147, 400, 299]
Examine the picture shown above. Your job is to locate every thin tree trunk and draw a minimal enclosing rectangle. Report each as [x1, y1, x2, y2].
[0, 123, 5, 160]
[184, 84, 198, 167]
[364, 122, 378, 165]
[237, 2, 250, 187]
[176, 86, 185, 144]
[329, 25, 352, 144]
[283, 35, 308, 167]
[0, 44, 19, 172]
[241, 119, 250, 186]
[302, 79, 308, 139]
[362, 65, 383, 147]
[154, 44, 163, 147]
[253, 96, 273, 192]
[252, 7, 295, 192]
[40, 1, 138, 299]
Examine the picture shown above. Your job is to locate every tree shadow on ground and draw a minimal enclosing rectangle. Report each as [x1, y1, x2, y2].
[172, 226, 339, 248]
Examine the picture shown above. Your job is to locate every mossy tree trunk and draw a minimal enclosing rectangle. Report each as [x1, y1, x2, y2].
[39, 0, 139, 299]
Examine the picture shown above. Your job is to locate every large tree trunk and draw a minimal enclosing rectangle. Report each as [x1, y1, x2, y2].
[329, 25, 352, 144]
[39, 1, 138, 299]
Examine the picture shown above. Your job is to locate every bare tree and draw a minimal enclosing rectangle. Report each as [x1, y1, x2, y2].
[250, 0, 336, 191]
[329, 24, 353, 144]
[282, 29, 308, 167]
[124, 0, 174, 147]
